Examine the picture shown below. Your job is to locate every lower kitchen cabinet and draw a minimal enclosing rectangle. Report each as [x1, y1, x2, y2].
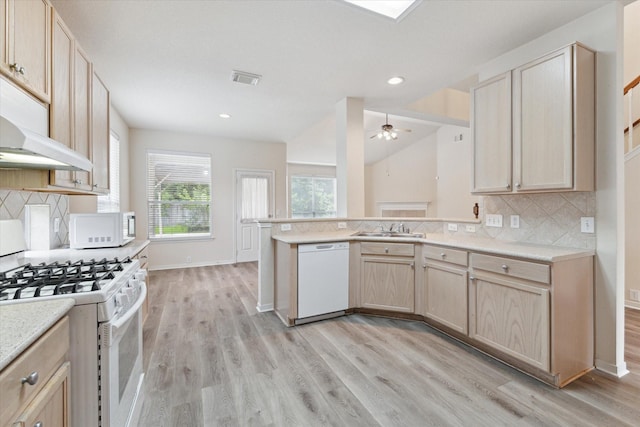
[0, 316, 70, 427]
[13, 362, 70, 427]
[422, 245, 469, 334]
[360, 242, 415, 313]
[469, 252, 593, 386]
[469, 272, 550, 371]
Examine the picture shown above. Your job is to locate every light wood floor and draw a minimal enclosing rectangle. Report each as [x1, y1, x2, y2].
[139, 263, 640, 427]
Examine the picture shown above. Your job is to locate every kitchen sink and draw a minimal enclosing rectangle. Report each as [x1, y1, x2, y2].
[352, 231, 424, 239]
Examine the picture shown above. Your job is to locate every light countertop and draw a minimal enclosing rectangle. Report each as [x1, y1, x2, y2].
[272, 232, 594, 262]
[0, 298, 75, 371]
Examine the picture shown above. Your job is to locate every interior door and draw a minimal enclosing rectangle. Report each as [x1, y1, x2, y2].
[235, 170, 274, 263]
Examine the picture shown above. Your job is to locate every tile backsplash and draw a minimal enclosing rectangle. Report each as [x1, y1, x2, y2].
[479, 192, 596, 249]
[0, 190, 70, 249]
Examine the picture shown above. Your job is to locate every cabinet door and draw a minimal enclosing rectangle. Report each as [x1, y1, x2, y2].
[50, 13, 75, 189]
[2, 0, 51, 102]
[13, 361, 69, 427]
[91, 71, 110, 193]
[424, 262, 468, 334]
[361, 257, 414, 313]
[471, 72, 512, 193]
[513, 46, 573, 191]
[73, 45, 92, 191]
[469, 273, 550, 371]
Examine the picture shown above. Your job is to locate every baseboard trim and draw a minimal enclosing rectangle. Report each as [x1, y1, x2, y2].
[595, 358, 629, 378]
[256, 303, 273, 312]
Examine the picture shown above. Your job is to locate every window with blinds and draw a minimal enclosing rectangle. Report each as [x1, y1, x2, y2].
[146, 150, 212, 239]
[97, 133, 120, 212]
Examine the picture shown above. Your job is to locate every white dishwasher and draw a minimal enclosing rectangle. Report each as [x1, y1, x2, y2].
[297, 241, 349, 320]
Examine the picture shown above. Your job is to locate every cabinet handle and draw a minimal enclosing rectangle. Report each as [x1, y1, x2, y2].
[515, 183, 521, 189]
[34, 422, 43, 427]
[506, 183, 511, 190]
[422, 264, 427, 269]
[73, 179, 83, 185]
[440, 252, 446, 258]
[21, 371, 39, 386]
[384, 248, 389, 253]
[469, 276, 475, 281]
[10, 63, 25, 75]
[410, 262, 415, 269]
[92, 183, 98, 188]
[501, 264, 509, 272]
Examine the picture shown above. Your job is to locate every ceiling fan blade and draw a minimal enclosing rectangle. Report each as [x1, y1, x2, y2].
[395, 128, 412, 133]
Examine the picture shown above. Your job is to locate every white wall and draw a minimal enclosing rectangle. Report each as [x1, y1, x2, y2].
[129, 128, 286, 269]
[365, 133, 438, 216]
[436, 125, 480, 219]
[477, 3, 626, 376]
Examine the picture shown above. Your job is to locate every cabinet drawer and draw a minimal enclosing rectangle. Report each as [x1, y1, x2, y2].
[471, 253, 550, 284]
[424, 245, 468, 266]
[361, 242, 414, 257]
[0, 316, 69, 426]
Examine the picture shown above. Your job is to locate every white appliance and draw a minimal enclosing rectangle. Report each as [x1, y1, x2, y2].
[0, 220, 147, 427]
[70, 212, 136, 249]
[297, 242, 349, 320]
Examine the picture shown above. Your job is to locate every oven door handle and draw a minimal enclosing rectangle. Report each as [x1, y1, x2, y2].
[109, 282, 147, 340]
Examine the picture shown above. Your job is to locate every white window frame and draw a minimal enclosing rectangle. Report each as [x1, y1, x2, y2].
[146, 149, 213, 241]
[290, 174, 338, 218]
[97, 132, 120, 213]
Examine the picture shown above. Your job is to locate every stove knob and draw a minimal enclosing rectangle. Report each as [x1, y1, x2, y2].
[116, 294, 127, 308]
[135, 269, 148, 280]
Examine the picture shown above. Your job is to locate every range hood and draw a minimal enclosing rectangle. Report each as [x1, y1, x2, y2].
[0, 115, 93, 171]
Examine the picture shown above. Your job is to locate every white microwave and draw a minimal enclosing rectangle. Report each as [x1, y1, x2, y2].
[69, 212, 136, 249]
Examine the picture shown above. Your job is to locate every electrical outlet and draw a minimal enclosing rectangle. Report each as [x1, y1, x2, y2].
[580, 217, 595, 233]
[186, 256, 192, 263]
[510, 215, 520, 229]
[448, 223, 458, 232]
[280, 223, 292, 231]
[53, 217, 61, 233]
[465, 225, 476, 233]
[485, 214, 503, 228]
[337, 222, 347, 229]
[630, 289, 640, 302]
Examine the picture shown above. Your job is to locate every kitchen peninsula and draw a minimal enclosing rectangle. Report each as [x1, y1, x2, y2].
[259, 218, 594, 388]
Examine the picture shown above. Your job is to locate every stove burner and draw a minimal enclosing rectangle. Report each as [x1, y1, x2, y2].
[0, 257, 133, 301]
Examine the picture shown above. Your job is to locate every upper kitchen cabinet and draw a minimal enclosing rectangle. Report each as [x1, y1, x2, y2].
[0, 0, 51, 103]
[49, 10, 109, 194]
[472, 43, 595, 194]
[91, 71, 110, 194]
[471, 72, 512, 193]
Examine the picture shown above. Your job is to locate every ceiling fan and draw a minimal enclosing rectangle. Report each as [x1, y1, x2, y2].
[370, 114, 412, 141]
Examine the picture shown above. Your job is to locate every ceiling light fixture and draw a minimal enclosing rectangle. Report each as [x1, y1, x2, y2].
[343, 0, 418, 20]
[387, 76, 405, 85]
[219, 113, 231, 119]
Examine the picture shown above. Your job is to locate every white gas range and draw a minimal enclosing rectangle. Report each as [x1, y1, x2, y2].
[0, 220, 147, 427]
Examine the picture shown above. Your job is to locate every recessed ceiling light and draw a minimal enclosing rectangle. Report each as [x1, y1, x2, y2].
[219, 113, 231, 119]
[387, 76, 405, 85]
[343, 0, 418, 20]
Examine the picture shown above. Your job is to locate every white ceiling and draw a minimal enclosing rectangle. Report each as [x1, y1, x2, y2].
[51, 0, 611, 163]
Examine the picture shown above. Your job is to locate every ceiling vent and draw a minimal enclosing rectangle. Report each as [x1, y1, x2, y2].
[231, 70, 262, 86]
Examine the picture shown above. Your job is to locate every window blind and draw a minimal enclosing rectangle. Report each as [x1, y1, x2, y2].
[146, 150, 212, 239]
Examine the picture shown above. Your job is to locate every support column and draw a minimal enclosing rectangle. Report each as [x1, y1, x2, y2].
[336, 97, 365, 217]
